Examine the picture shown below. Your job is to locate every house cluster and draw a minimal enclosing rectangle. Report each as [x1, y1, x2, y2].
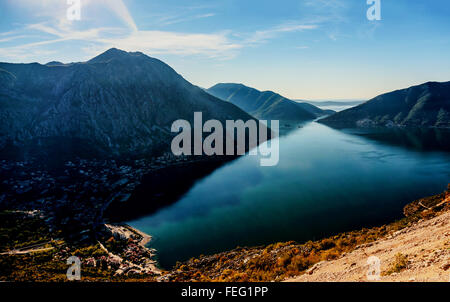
[0, 153, 194, 235]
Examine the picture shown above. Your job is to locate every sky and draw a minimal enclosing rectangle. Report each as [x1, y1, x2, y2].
[0, 0, 449, 100]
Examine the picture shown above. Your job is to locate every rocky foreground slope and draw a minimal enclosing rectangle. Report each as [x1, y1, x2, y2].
[287, 210, 450, 282]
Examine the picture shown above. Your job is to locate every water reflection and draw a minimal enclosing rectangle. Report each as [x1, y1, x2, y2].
[127, 122, 450, 269]
[339, 127, 450, 152]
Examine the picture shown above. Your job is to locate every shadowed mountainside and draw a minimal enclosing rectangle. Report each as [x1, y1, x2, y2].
[207, 83, 334, 122]
[0, 48, 258, 161]
[319, 81, 450, 128]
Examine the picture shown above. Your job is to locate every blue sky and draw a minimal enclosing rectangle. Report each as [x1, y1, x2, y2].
[0, 0, 449, 100]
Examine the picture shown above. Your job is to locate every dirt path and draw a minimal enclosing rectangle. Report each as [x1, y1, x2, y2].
[0, 247, 54, 255]
[287, 211, 450, 282]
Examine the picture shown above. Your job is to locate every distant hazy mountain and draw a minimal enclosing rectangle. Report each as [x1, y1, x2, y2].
[319, 82, 450, 128]
[207, 83, 334, 121]
[0, 48, 257, 160]
[302, 100, 365, 107]
[299, 100, 365, 113]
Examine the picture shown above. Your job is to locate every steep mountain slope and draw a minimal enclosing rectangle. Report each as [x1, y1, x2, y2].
[207, 83, 333, 121]
[288, 210, 450, 282]
[0, 49, 257, 160]
[319, 81, 450, 128]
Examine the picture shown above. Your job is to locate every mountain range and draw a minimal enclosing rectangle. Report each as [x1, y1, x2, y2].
[300, 100, 365, 112]
[1, 48, 448, 163]
[0, 48, 257, 160]
[207, 83, 334, 122]
[302, 100, 365, 107]
[319, 81, 450, 128]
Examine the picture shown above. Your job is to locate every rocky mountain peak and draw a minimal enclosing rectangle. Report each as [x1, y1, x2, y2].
[88, 48, 145, 64]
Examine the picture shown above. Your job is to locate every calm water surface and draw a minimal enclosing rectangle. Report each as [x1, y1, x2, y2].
[128, 122, 450, 269]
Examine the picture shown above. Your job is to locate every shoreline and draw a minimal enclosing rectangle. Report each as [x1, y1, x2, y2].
[122, 224, 152, 247]
[103, 223, 162, 276]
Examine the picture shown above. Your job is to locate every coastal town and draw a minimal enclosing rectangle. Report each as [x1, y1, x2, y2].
[0, 153, 207, 236]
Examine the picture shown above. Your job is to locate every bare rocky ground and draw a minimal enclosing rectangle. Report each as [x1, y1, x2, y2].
[287, 204, 450, 282]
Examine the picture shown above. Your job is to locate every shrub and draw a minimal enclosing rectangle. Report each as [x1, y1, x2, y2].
[384, 253, 408, 275]
[287, 255, 310, 272]
[318, 238, 336, 250]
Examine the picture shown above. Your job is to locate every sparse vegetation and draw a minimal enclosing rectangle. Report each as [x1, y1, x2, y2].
[383, 253, 409, 275]
[0, 211, 55, 252]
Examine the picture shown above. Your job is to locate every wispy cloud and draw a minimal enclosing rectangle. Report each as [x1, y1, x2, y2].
[0, 35, 30, 43]
[0, 26, 240, 61]
[0, 1, 320, 62]
[96, 30, 242, 58]
[11, 0, 138, 31]
[157, 13, 216, 26]
[244, 23, 318, 45]
[0, 47, 58, 62]
[0, 0, 238, 60]
[300, 0, 349, 41]
[99, 0, 138, 32]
